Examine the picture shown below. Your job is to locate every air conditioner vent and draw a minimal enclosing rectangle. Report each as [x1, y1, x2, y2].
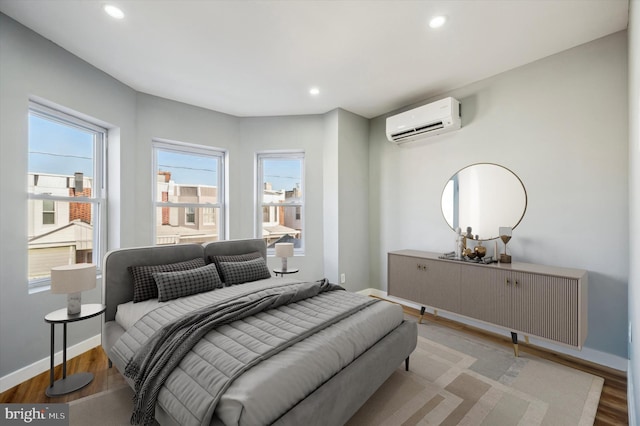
[386, 97, 461, 144]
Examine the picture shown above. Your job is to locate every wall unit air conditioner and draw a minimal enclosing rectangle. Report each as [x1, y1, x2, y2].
[386, 97, 461, 144]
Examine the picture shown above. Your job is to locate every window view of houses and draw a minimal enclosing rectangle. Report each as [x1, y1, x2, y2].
[27, 116, 305, 283]
[27, 169, 303, 278]
[27, 173, 95, 280]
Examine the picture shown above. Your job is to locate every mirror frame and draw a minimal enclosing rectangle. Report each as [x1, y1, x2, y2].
[441, 163, 527, 241]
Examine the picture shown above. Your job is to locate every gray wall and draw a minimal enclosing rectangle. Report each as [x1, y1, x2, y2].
[628, 0, 639, 422]
[0, 13, 370, 380]
[323, 109, 371, 290]
[337, 109, 370, 291]
[0, 14, 137, 378]
[0, 9, 633, 387]
[238, 114, 327, 281]
[134, 93, 241, 241]
[369, 31, 629, 359]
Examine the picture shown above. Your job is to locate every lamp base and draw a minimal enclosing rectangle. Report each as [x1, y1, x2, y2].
[67, 292, 81, 315]
[281, 257, 288, 272]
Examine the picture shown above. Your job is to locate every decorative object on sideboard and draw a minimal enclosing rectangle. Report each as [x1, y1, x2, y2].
[474, 240, 487, 259]
[50, 263, 96, 315]
[499, 227, 512, 264]
[455, 227, 463, 259]
[275, 243, 294, 272]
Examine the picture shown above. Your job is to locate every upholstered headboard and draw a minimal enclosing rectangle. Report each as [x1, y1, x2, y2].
[202, 238, 267, 262]
[102, 238, 267, 322]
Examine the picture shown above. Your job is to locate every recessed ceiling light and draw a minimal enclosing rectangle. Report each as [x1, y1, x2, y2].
[429, 15, 446, 29]
[309, 87, 320, 96]
[104, 4, 125, 20]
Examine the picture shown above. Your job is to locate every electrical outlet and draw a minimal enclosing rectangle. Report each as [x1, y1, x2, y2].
[340, 273, 346, 284]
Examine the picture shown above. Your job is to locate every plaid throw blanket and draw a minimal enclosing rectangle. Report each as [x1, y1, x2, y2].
[124, 278, 370, 426]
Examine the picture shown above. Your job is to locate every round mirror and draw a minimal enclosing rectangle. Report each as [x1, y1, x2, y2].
[441, 163, 527, 240]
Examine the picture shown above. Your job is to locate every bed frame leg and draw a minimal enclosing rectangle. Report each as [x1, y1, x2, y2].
[405, 357, 410, 371]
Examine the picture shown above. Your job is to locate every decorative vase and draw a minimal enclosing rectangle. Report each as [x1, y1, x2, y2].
[474, 241, 486, 258]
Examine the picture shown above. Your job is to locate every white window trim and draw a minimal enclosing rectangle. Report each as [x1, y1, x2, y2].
[28, 101, 107, 292]
[152, 139, 227, 244]
[255, 151, 305, 255]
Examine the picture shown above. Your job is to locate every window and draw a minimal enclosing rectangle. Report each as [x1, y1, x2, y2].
[256, 152, 304, 254]
[153, 140, 225, 245]
[185, 207, 196, 224]
[203, 208, 216, 225]
[42, 200, 55, 225]
[28, 102, 106, 288]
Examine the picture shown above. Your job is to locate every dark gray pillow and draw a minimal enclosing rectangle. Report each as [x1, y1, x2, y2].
[153, 263, 222, 302]
[129, 257, 206, 302]
[209, 251, 263, 283]
[217, 257, 271, 286]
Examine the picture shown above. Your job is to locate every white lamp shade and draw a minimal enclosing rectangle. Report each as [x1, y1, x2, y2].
[50, 263, 96, 294]
[274, 243, 294, 258]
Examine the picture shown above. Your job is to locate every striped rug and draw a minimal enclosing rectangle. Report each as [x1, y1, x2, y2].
[347, 320, 603, 426]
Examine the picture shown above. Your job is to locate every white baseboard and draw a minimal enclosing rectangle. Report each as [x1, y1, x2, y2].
[0, 334, 101, 394]
[358, 288, 628, 372]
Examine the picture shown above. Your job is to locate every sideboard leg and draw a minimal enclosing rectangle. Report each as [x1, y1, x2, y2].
[511, 332, 519, 357]
[405, 357, 410, 371]
[524, 335, 530, 344]
[418, 306, 426, 324]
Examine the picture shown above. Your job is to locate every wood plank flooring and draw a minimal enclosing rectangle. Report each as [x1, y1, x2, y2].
[0, 307, 629, 425]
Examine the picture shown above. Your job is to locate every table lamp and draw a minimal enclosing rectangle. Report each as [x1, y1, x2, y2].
[275, 243, 294, 272]
[51, 264, 96, 315]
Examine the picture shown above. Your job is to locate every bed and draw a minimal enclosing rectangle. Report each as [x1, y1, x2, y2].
[102, 238, 417, 426]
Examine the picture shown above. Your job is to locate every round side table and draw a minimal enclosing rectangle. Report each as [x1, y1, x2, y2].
[44, 303, 105, 397]
[273, 268, 299, 277]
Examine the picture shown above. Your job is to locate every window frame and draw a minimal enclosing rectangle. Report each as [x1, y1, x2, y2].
[152, 139, 227, 244]
[255, 151, 305, 255]
[27, 101, 106, 291]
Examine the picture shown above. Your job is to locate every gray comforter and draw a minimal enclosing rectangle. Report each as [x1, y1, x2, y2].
[110, 279, 379, 426]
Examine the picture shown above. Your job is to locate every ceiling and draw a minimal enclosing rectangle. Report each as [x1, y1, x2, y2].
[0, 0, 629, 119]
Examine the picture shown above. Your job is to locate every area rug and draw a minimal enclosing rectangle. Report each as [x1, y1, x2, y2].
[68, 320, 603, 426]
[347, 320, 603, 426]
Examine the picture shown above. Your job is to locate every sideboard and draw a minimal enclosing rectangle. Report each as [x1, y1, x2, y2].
[388, 250, 588, 355]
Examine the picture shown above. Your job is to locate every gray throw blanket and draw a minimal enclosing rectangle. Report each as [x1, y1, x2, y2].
[124, 278, 363, 426]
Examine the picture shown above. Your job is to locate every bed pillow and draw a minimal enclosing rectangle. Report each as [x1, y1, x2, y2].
[153, 263, 222, 302]
[129, 257, 206, 302]
[217, 257, 272, 286]
[209, 251, 263, 282]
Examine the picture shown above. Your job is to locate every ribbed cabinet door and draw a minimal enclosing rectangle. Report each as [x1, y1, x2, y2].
[388, 254, 424, 303]
[421, 260, 461, 314]
[509, 274, 578, 346]
[460, 266, 504, 325]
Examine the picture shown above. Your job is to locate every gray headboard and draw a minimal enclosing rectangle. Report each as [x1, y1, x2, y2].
[202, 238, 266, 261]
[102, 238, 267, 322]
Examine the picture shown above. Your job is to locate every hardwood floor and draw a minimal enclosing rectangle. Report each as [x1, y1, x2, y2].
[0, 308, 630, 425]
[0, 346, 125, 405]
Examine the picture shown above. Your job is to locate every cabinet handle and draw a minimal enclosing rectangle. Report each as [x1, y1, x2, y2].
[416, 264, 428, 271]
[514, 280, 519, 286]
[506, 278, 510, 285]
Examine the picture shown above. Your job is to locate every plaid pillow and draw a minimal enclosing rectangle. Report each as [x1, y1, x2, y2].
[153, 263, 222, 302]
[209, 252, 263, 283]
[129, 258, 206, 302]
[217, 257, 272, 286]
